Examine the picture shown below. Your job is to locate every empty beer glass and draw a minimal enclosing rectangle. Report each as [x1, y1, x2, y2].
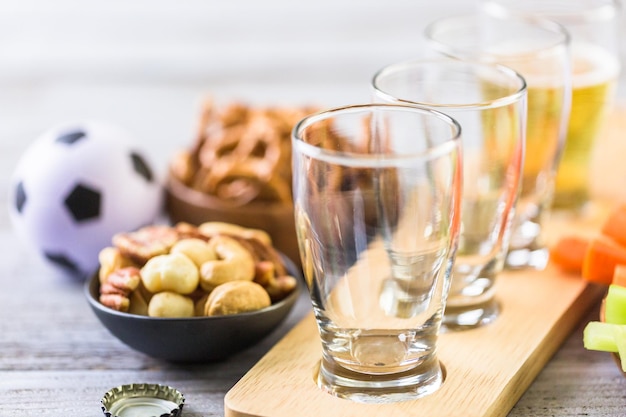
[292, 104, 462, 403]
[372, 59, 527, 330]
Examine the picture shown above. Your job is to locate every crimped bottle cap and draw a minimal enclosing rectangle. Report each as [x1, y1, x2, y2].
[101, 383, 185, 417]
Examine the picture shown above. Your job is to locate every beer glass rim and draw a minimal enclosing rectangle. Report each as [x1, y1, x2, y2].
[371, 58, 527, 111]
[481, 0, 621, 22]
[292, 103, 462, 165]
[424, 13, 571, 59]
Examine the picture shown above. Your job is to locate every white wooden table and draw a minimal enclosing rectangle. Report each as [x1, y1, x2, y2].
[1, 1, 626, 415]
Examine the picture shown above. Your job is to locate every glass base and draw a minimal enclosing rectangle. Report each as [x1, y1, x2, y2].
[314, 354, 445, 404]
[505, 246, 549, 270]
[441, 297, 500, 332]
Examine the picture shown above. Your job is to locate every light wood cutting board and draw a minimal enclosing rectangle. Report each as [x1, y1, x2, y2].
[224, 259, 604, 417]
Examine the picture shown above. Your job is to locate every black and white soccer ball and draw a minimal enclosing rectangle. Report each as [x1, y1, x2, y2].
[8, 121, 164, 279]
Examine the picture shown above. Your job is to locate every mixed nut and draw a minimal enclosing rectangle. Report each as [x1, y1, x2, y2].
[98, 222, 297, 318]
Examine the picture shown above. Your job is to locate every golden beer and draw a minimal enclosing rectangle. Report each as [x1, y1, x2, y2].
[482, 39, 568, 210]
[553, 43, 619, 208]
[522, 84, 563, 200]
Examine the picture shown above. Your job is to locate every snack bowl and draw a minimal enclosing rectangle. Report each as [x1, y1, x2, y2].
[165, 173, 300, 266]
[85, 257, 301, 363]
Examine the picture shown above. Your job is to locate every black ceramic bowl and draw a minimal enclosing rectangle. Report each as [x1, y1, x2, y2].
[85, 257, 301, 363]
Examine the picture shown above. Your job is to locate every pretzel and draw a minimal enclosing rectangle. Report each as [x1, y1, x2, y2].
[197, 106, 289, 203]
[301, 114, 397, 196]
[171, 98, 316, 205]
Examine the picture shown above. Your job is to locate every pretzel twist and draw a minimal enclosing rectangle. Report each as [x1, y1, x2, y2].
[171, 98, 315, 205]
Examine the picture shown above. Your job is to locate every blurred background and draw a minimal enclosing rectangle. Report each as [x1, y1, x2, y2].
[1, 0, 625, 225]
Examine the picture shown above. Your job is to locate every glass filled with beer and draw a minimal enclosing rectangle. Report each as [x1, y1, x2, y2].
[481, 0, 622, 210]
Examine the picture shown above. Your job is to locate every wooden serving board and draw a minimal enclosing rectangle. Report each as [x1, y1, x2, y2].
[224, 205, 609, 417]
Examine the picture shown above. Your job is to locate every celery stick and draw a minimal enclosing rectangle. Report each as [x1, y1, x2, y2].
[605, 285, 626, 324]
[583, 321, 619, 352]
[613, 325, 626, 372]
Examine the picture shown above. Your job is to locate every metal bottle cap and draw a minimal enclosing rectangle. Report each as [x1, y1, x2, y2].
[101, 383, 185, 417]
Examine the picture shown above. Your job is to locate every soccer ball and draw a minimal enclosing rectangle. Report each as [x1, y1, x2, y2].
[8, 121, 164, 279]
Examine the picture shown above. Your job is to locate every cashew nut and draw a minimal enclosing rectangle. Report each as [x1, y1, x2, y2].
[140, 253, 199, 294]
[170, 238, 217, 268]
[204, 281, 271, 316]
[199, 235, 255, 291]
[198, 222, 272, 246]
[264, 275, 298, 303]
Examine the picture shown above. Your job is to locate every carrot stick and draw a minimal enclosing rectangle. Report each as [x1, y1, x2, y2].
[601, 204, 626, 247]
[550, 235, 590, 273]
[613, 265, 626, 288]
[582, 236, 626, 285]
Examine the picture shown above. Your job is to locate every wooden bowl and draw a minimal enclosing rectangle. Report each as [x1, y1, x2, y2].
[164, 174, 300, 267]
